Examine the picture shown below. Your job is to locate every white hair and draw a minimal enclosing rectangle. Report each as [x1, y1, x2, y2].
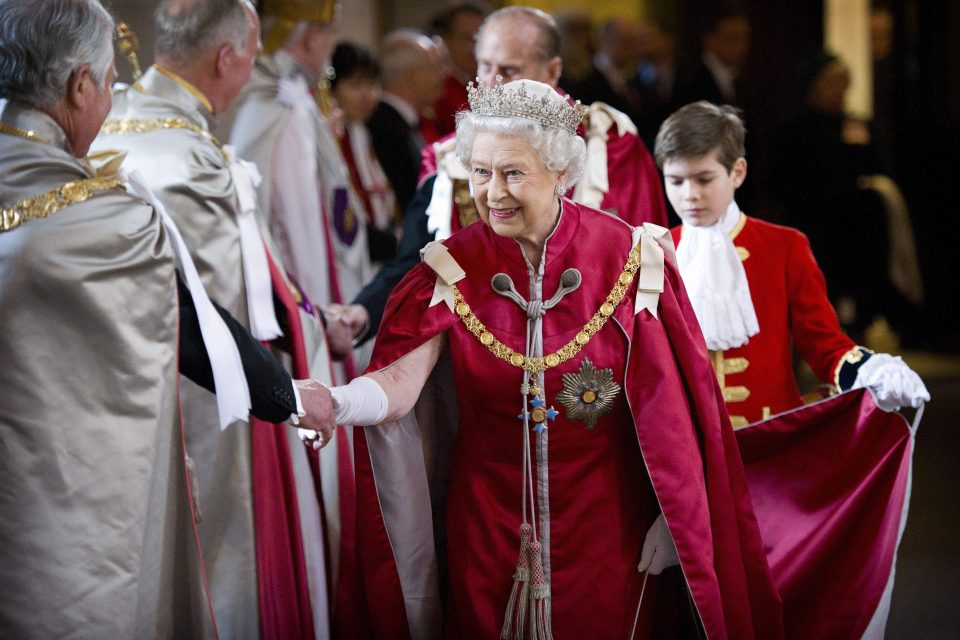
[455, 112, 586, 188]
[155, 0, 252, 66]
[0, 0, 114, 109]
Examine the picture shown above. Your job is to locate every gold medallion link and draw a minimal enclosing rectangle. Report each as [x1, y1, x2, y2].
[454, 240, 643, 373]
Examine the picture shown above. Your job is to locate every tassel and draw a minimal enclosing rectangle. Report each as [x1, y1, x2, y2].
[501, 523, 533, 640]
[528, 540, 553, 640]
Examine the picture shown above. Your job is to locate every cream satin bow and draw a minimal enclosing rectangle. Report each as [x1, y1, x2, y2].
[85, 149, 128, 178]
[632, 223, 675, 318]
[421, 241, 466, 311]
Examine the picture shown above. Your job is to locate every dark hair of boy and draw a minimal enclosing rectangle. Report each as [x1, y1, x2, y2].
[654, 100, 746, 171]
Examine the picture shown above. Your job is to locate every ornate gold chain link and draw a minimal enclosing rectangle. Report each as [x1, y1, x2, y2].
[453, 242, 642, 373]
[0, 121, 47, 144]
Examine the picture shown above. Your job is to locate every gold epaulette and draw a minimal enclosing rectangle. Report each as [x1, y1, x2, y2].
[1, 176, 125, 233]
[100, 117, 227, 162]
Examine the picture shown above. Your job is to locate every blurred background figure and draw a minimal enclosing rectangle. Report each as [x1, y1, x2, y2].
[561, 15, 641, 112]
[330, 42, 399, 265]
[769, 51, 923, 345]
[628, 17, 677, 148]
[428, 2, 488, 138]
[366, 29, 444, 215]
[673, 8, 751, 109]
[556, 9, 594, 93]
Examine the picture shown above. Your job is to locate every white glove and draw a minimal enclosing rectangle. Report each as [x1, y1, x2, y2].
[852, 353, 930, 412]
[297, 428, 325, 450]
[637, 513, 679, 575]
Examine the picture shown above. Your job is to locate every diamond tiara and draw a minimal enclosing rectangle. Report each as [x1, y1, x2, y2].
[466, 76, 587, 135]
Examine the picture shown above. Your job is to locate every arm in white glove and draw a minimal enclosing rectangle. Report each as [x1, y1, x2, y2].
[851, 352, 930, 412]
[298, 376, 389, 449]
[637, 513, 680, 575]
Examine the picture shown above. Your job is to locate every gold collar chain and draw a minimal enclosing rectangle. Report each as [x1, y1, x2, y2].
[453, 241, 642, 374]
[0, 121, 47, 145]
[100, 117, 228, 162]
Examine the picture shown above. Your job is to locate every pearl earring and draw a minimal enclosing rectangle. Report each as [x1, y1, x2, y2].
[554, 184, 565, 197]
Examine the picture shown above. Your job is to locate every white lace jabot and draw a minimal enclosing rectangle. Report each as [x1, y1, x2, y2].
[676, 201, 759, 351]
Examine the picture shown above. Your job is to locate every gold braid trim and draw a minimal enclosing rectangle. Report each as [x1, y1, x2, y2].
[1, 176, 125, 233]
[100, 117, 227, 162]
[454, 242, 642, 373]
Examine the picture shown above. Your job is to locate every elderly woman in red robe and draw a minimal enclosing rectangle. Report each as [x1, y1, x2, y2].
[305, 78, 784, 639]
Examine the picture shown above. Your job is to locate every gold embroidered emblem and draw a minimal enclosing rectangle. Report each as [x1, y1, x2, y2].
[556, 358, 621, 429]
[1, 177, 124, 233]
[452, 178, 480, 228]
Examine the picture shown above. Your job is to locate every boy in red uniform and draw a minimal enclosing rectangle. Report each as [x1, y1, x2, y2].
[655, 101, 928, 425]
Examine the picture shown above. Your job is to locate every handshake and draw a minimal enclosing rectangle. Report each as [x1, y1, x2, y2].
[292, 379, 336, 448]
[321, 303, 370, 361]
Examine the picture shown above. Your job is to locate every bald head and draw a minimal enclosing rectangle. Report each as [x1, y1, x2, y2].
[379, 30, 444, 109]
[475, 6, 562, 87]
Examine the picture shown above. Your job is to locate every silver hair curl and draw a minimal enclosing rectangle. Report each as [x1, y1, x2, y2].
[455, 111, 586, 188]
[0, 0, 114, 109]
[155, 0, 252, 66]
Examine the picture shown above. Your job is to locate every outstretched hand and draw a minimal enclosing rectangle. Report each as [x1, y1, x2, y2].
[294, 379, 335, 448]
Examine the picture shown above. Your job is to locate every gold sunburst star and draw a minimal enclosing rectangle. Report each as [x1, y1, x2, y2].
[556, 358, 621, 429]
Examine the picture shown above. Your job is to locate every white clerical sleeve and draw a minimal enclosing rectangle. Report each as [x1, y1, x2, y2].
[270, 80, 333, 306]
[125, 169, 251, 429]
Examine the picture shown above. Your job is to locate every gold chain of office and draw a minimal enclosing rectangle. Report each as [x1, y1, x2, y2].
[1, 124, 124, 233]
[453, 242, 642, 374]
[100, 118, 228, 161]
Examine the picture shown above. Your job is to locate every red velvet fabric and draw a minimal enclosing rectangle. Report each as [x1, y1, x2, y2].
[249, 251, 316, 640]
[672, 216, 855, 423]
[348, 201, 784, 638]
[736, 389, 913, 639]
[432, 74, 470, 138]
[599, 125, 668, 227]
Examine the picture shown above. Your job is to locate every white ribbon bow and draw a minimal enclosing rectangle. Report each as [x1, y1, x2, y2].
[573, 103, 638, 209]
[224, 145, 282, 341]
[631, 223, 675, 318]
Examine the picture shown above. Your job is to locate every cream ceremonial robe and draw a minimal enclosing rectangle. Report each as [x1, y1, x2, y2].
[219, 50, 372, 310]
[93, 69, 332, 639]
[0, 101, 215, 638]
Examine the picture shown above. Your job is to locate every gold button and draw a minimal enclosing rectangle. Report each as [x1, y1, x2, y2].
[545, 354, 560, 368]
[455, 302, 470, 316]
[575, 331, 589, 345]
[480, 331, 494, 346]
[619, 272, 633, 285]
[531, 408, 546, 423]
[581, 389, 597, 404]
[600, 303, 615, 317]
[509, 353, 524, 367]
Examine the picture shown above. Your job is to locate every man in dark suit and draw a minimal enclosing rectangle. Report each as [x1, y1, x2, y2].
[366, 30, 444, 214]
[672, 10, 750, 109]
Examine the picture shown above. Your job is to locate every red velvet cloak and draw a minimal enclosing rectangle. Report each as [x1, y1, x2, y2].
[342, 200, 783, 638]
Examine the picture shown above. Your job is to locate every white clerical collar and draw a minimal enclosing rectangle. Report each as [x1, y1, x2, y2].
[381, 92, 419, 128]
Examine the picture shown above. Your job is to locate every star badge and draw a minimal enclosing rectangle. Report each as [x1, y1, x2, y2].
[556, 358, 621, 429]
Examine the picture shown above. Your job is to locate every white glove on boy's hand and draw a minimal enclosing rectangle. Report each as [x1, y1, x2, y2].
[637, 513, 679, 575]
[852, 353, 930, 412]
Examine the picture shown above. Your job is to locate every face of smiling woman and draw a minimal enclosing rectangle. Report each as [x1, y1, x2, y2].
[469, 131, 565, 264]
